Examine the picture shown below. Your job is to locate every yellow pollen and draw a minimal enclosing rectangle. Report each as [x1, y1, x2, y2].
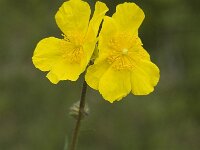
[107, 33, 142, 70]
[62, 45, 84, 63]
[107, 51, 134, 70]
[60, 32, 84, 64]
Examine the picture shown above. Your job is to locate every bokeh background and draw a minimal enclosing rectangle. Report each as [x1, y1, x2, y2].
[0, 0, 200, 150]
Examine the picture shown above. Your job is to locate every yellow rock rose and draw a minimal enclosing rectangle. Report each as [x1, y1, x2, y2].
[32, 0, 108, 84]
[85, 2, 160, 103]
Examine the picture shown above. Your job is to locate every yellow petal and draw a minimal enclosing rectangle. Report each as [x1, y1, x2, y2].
[131, 60, 160, 95]
[85, 60, 110, 90]
[99, 67, 131, 103]
[55, 0, 91, 35]
[112, 2, 145, 34]
[47, 59, 84, 84]
[82, 42, 97, 64]
[85, 1, 108, 42]
[84, 1, 108, 63]
[138, 47, 150, 61]
[98, 16, 118, 59]
[32, 37, 64, 71]
[130, 46, 151, 61]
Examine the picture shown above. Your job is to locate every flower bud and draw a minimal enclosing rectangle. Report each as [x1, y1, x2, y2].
[69, 101, 89, 119]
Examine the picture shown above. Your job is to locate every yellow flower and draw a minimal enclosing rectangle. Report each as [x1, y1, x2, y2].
[32, 0, 108, 84]
[85, 2, 160, 103]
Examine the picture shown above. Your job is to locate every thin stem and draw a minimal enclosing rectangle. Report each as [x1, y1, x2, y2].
[69, 76, 88, 150]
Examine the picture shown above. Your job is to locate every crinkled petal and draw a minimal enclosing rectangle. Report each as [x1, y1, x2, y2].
[112, 2, 145, 34]
[131, 60, 160, 95]
[32, 37, 87, 84]
[85, 59, 110, 90]
[46, 59, 84, 84]
[99, 67, 131, 103]
[55, 0, 91, 35]
[32, 37, 64, 71]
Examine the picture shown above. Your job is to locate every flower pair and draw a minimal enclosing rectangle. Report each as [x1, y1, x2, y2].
[32, 0, 160, 103]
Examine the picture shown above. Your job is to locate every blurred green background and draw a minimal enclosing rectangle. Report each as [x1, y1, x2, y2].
[0, 0, 200, 150]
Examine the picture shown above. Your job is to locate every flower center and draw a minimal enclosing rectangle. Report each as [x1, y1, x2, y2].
[122, 48, 128, 55]
[107, 33, 141, 70]
[61, 32, 84, 63]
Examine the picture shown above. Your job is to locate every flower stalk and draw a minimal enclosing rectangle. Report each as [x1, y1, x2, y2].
[69, 74, 88, 150]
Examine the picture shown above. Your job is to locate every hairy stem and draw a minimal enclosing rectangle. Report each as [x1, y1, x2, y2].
[69, 77, 88, 150]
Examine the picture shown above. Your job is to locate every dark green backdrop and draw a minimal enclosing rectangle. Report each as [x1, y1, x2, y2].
[0, 0, 200, 150]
